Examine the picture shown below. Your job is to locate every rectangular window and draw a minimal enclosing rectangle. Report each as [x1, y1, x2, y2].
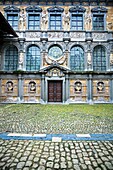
[93, 15, 104, 30]
[71, 14, 83, 30]
[7, 14, 18, 30]
[28, 14, 40, 30]
[50, 14, 61, 30]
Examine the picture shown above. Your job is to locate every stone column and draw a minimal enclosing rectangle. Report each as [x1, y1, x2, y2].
[18, 38, 25, 70]
[87, 51, 92, 71]
[110, 75, 113, 103]
[41, 74, 45, 103]
[18, 51, 24, 70]
[65, 73, 69, 103]
[18, 74, 23, 102]
[0, 76, 2, 102]
[0, 53, 2, 70]
[110, 52, 113, 71]
[88, 74, 93, 104]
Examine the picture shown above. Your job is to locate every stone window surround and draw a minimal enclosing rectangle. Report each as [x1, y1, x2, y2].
[4, 5, 20, 30]
[91, 6, 107, 31]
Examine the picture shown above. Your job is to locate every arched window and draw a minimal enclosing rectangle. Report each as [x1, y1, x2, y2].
[70, 46, 84, 71]
[26, 45, 40, 71]
[93, 45, 106, 71]
[4, 45, 18, 71]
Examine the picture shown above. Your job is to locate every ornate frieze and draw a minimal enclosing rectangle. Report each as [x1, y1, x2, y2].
[70, 32, 85, 40]
[25, 32, 41, 39]
[92, 33, 107, 40]
[48, 32, 63, 40]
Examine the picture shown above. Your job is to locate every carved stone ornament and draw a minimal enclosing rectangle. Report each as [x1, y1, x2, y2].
[92, 33, 106, 40]
[26, 6, 42, 12]
[70, 32, 85, 39]
[19, 9, 26, 30]
[87, 52, 92, 66]
[97, 82, 104, 92]
[46, 68, 64, 77]
[26, 32, 41, 38]
[48, 32, 63, 39]
[6, 81, 13, 92]
[19, 52, 24, 64]
[110, 53, 113, 65]
[69, 6, 86, 13]
[107, 22, 113, 30]
[47, 6, 64, 13]
[45, 53, 67, 65]
[4, 5, 20, 12]
[91, 7, 107, 13]
[74, 81, 82, 93]
[41, 10, 48, 29]
[29, 81, 36, 92]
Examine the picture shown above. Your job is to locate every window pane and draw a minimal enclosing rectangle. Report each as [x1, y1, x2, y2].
[71, 14, 83, 30]
[4, 46, 18, 71]
[93, 46, 106, 71]
[70, 46, 84, 71]
[50, 14, 61, 30]
[26, 46, 40, 71]
[93, 15, 104, 30]
[7, 14, 18, 30]
[28, 14, 40, 30]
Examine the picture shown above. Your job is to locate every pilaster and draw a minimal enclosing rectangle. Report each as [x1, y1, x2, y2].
[88, 74, 93, 104]
[18, 74, 23, 102]
[110, 75, 113, 103]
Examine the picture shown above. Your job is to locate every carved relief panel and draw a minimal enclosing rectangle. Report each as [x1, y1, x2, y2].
[70, 80, 87, 102]
[1, 80, 18, 102]
[93, 80, 110, 102]
[23, 79, 41, 102]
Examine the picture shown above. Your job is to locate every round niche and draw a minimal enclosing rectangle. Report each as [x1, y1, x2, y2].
[48, 46, 63, 60]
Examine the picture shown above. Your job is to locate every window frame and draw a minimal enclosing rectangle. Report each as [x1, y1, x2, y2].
[70, 46, 84, 71]
[69, 6, 86, 31]
[4, 45, 18, 71]
[26, 6, 42, 30]
[26, 45, 41, 71]
[93, 45, 106, 72]
[91, 7, 107, 31]
[4, 6, 20, 30]
[47, 7, 64, 30]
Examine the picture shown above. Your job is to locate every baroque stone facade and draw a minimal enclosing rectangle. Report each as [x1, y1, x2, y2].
[0, 1, 113, 104]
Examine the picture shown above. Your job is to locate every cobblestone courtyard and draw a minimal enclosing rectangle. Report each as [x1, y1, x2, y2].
[0, 140, 113, 170]
[0, 104, 113, 169]
[0, 104, 113, 134]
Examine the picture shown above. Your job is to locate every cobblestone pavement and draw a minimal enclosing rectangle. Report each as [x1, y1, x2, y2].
[0, 105, 113, 134]
[0, 140, 113, 170]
